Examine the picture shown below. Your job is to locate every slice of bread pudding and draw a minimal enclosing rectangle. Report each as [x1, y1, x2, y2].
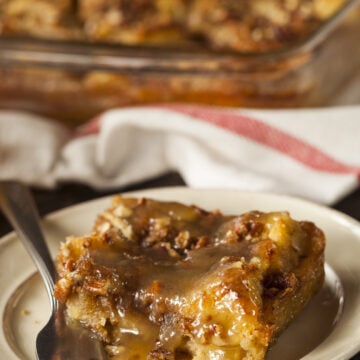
[54, 196, 325, 359]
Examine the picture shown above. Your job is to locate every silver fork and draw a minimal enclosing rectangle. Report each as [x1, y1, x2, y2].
[0, 181, 106, 360]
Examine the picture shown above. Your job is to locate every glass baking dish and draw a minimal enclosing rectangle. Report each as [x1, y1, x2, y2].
[0, 0, 359, 126]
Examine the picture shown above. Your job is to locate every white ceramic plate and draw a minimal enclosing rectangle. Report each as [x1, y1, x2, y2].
[1, 187, 360, 360]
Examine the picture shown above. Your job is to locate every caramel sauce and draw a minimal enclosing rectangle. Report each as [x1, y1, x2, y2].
[89, 239, 260, 354]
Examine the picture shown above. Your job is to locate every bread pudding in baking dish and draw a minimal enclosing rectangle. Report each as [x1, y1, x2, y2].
[0, 0, 355, 121]
[54, 196, 325, 359]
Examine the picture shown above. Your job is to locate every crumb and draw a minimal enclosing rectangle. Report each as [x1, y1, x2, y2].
[21, 309, 30, 316]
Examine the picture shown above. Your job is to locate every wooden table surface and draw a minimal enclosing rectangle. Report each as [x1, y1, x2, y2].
[0, 172, 359, 360]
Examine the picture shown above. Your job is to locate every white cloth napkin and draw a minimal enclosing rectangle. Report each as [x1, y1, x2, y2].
[0, 104, 359, 205]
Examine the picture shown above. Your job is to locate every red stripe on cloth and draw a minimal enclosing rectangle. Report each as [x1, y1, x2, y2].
[75, 115, 102, 137]
[164, 104, 360, 176]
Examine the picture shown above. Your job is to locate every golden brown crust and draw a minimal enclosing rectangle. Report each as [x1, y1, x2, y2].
[187, 0, 346, 52]
[0, 0, 80, 39]
[54, 196, 325, 360]
[78, 0, 189, 45]
[0, 0, 346, 52]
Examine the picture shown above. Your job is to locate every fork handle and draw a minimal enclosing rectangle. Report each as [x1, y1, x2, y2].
[0, 181, 56, 308]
